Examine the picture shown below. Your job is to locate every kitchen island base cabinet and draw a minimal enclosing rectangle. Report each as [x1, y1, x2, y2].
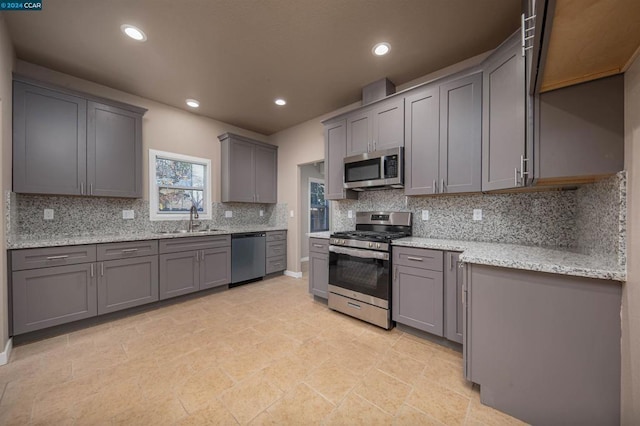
[12, 264, 97, 335]
[98, 256, 159, 315]
[465, 264, 621, 425]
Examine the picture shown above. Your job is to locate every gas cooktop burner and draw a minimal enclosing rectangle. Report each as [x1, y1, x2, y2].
[329, 211, 412, 251]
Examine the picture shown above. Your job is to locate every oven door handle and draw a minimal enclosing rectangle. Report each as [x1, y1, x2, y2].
[329, 245, 389, 260]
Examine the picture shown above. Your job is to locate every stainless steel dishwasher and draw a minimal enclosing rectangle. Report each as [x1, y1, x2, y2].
[231, 232, 266, 284]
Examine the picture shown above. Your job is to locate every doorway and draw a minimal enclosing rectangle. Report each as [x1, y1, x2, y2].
[299, 162, 328, 271]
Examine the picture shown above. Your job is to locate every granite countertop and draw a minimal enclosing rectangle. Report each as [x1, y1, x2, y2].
[306, 231, 331, 239]
[393, 237, 625, 282]
[7, 226, 288, 250]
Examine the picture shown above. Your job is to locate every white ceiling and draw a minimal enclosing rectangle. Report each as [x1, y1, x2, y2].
[3, 0, 521, 135]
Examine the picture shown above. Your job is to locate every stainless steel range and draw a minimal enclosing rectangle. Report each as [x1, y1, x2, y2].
[328, 211, 412, 329]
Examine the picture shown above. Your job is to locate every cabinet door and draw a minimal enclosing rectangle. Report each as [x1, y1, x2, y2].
[12, 263, 97, 334]
[200, 247, 231, 290]
[87, 102, 142, 198]
[346, 110, 371, 156]
[440, 73, 482, 194]
[159, 251, 199, 300]
[254, 145, 277, 203]
[444, 252, 463, 344]
[392, 264, 443, 336]
[225, 138, 255, 202]
[13, 81, 87, 196]
[308, 251, 328, 299]
[404, 86, 440, 195]
[325, 119, 353, 200]
[97, 255, 159, 315]
[372, 98, 404, 151]
[482, 33, 526, 191]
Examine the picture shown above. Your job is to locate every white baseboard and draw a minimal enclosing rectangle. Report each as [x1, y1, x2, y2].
[0, 338, 13, 365]
[284, 270, 303, 279]
[300, 257, 309, 262]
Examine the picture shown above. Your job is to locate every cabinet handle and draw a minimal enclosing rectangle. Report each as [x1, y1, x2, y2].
[121, 248, 138, 253]
[407, 256, 423, 262]
[441, 179, 445, 193]
[90, 263, 94, 277]
[46, 255, 69, 260]
[196, 251, 199, 262]
[312, 244, 324, 248]
[373, 140, 376, 151]
[256, 193, 259, 202]
[89, 183, 93, 195]
[101, 262, 104, 277]
[449, 253, 454, 270]
[80, 182, 84, 195]
[514, 167, 519, 186]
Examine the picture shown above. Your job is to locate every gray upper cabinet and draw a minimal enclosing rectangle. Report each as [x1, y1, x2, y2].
[444, 252, 463, 344]
[219, 133, 278, 203]
[439, 72, 482, 194]
[87, 102, 142, 198]
[482, 33, 526, 191]
[13, 81, 87, 196]
[404, 85, 440, 195]
[346, 97, 404, 156]
[13, 78, 146, 198]
[324, 119, 357, 200]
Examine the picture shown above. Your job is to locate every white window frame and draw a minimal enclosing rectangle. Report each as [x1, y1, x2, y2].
[148, 149, 212, 221]
[308, 177, 329, 233]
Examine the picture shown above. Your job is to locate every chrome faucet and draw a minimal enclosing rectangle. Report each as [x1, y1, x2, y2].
[188, 204, 199, 232]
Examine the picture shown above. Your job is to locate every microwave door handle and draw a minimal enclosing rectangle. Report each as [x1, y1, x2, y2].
[380, 157, 385, 181]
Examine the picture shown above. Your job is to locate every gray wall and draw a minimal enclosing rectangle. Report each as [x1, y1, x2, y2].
[299, 162, 324, 260]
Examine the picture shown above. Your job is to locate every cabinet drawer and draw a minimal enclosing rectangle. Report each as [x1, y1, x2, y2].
[309, 238, 329, 254]
[11, 245, 97, 271]
[393, 246, 443, 271]
[159, 235, 230, 254]
[97, 240, 158, 261]
[266, 231, 286, 242]
[266, 255, 287, 274]
[266, 241, 287, 258]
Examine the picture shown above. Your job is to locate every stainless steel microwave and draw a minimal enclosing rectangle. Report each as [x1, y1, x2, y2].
[343, 147, 404, 190]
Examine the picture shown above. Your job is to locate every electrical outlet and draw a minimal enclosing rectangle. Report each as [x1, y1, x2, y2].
[225, 210, 232, 218]
[473, 209, 483, 221]
[122, 210, 135, 219]
[259, 210, 264, 217]
[421, 210, 429, 221]
[44, 209, 54, 220]
[290, 210, 294, 218]
[348, 210, 353, 219]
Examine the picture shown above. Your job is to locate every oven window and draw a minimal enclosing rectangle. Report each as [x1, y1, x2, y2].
[329, 252, 389, 300]
[345, 159, 381, 182]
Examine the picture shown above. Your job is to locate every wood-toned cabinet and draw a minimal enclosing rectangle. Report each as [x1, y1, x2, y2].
[13, 78, 146, 198]
[159, 235, 231, 300]
[346, 97, 404, 156]
[308, 238, 329, 299]
[392, 247, 444, 336]
[218, 132, 277, 203]
[481, 33, 527, 191]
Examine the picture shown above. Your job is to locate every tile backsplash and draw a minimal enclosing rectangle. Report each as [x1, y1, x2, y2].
[332, 172, 626, 262]
[7, 193, 287, 238]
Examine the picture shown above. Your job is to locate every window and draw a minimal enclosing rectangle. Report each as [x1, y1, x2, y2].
[309, 177, 329, 233]
[149, 149, 212, 221]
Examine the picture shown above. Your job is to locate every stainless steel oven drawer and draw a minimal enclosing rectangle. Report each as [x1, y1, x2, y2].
[328, 291, 391, 329]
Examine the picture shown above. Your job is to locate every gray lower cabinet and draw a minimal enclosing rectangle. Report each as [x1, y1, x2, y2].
[443, 252, 463, 344]
[464, 264, 622, 425]
[392, 247, 444, 335]
[265, 231, 287, 274]
[159, 235, 231, 300]
[482, 32, 526, 191]
[308, 238, 329, 299]
[12, 263, 97, 335]
[12, 78, 146, 198]
[218, 132, 278, 203]
[97, 255, 159, 315]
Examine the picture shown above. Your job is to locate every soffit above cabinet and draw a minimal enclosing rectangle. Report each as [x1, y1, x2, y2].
[540, 0, 640, 92]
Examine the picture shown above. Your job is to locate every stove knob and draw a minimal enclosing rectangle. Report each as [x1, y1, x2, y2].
[376, 243, 381, 249]
[340, 239, 345, 244]
[368, 242, 373, 248]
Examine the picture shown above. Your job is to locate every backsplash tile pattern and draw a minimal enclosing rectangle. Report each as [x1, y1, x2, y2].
[575, 171, 626, 266]
[332, 189, 578, 247]
[8, 194, 287, 238]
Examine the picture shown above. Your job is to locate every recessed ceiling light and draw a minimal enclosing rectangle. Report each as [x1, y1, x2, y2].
[274, 98, 286, 106]
[372, 42, 391, 56]
[121, 24, 147, 42]
[186, 99, 200, 108]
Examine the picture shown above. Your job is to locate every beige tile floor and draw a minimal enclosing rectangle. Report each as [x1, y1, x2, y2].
[0, 274, 526, 425]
